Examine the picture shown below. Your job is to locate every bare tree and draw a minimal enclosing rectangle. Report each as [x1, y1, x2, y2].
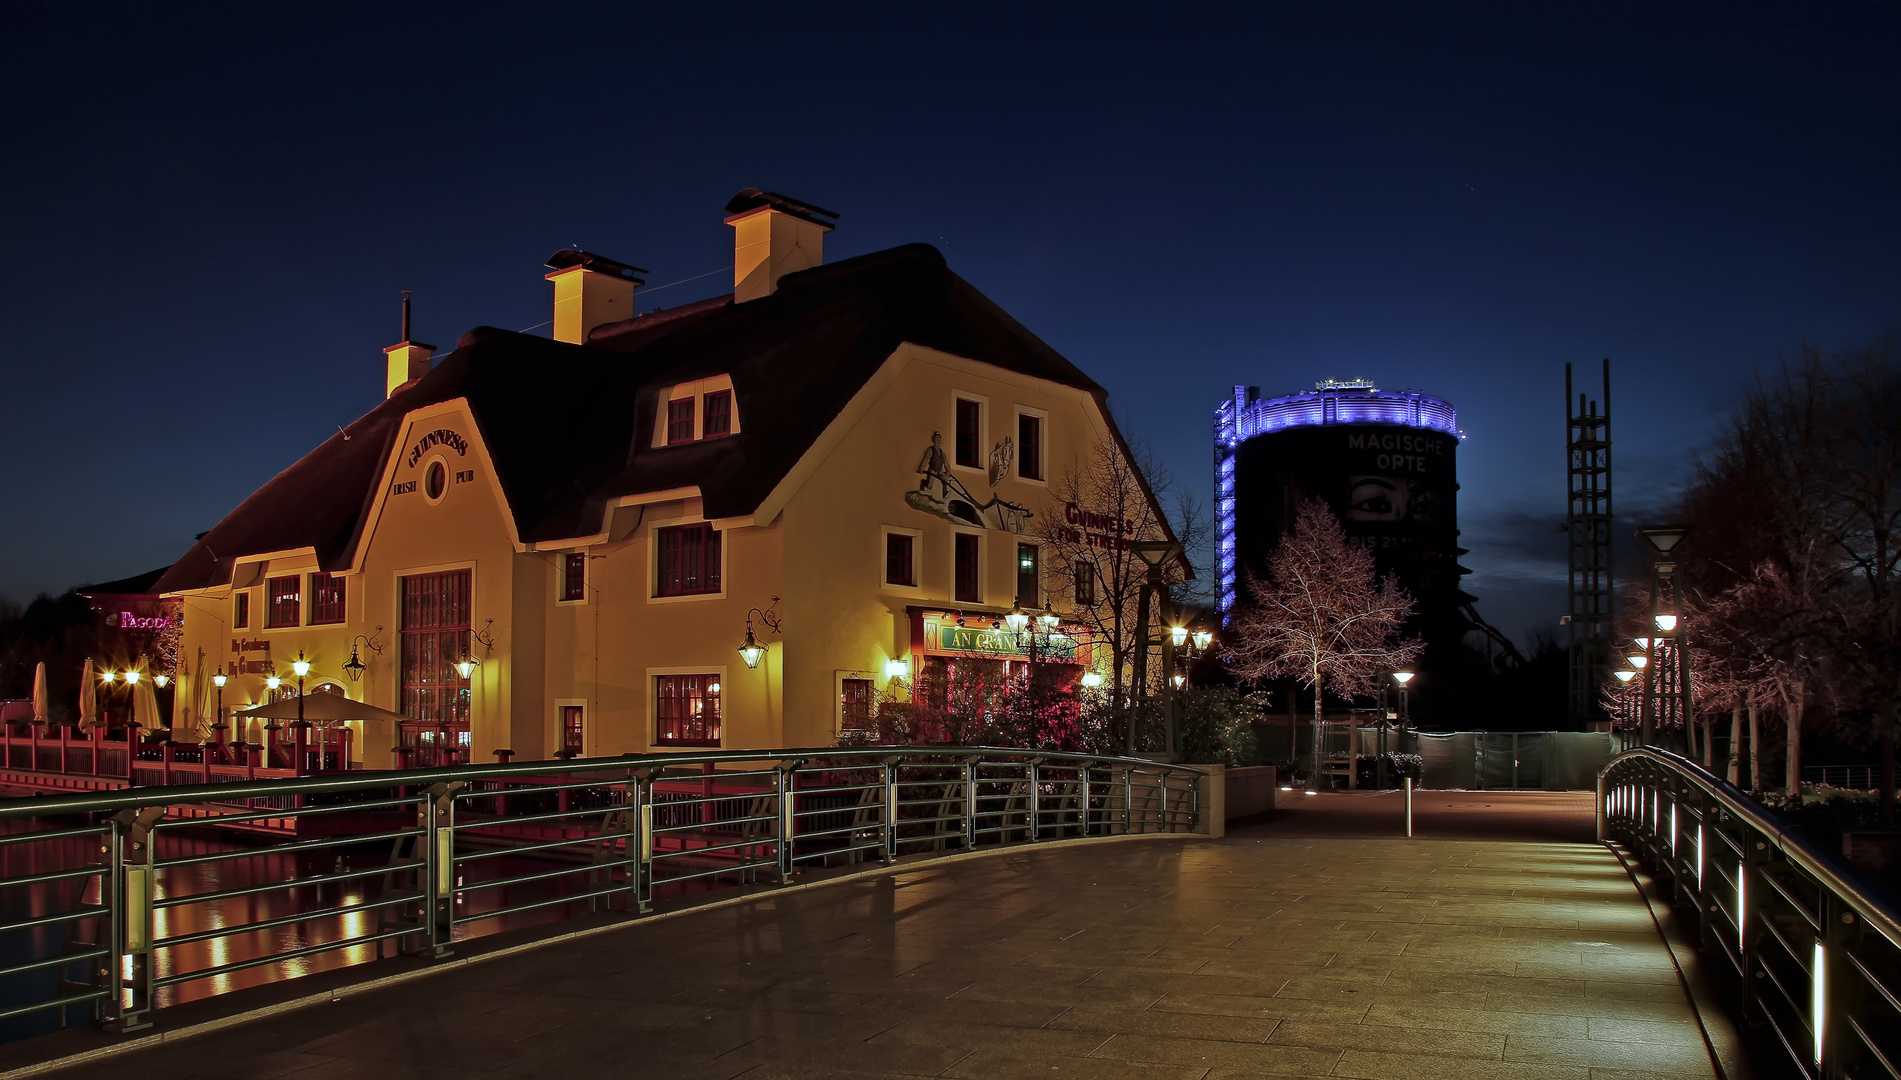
[1039, 428, 1203, 745]
[1223, 499, 1421, 788]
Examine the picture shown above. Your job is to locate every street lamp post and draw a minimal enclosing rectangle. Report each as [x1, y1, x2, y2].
[291, 651, 311, 773]
[1127, 540, 1182, 759]
[211, 666, 228, 751]
[1637, 526, 1692, 749]
[264, 673, 282, 765]
[1386, 672, 1415, 788]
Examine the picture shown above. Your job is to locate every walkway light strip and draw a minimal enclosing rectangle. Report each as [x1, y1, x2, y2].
[1696, 824, 1704, 891]
[1813, 941, 1826, 1066]
[1670, 803, 1678, 856]
[1738, 868, 1747, 952]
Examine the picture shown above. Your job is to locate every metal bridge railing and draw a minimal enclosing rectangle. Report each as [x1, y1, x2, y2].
[0, 746, 1204, 1038]
[1599, 747, 1901, 1079]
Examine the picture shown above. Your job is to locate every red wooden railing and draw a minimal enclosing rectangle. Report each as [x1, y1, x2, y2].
[0, 721, 351, 786]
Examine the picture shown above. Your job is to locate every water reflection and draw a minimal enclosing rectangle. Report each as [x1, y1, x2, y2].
[0, 814, 728, 1045]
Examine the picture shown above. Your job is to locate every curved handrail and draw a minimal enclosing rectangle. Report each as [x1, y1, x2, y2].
[1599, 746, 1901, 954]
[0, 744, 1208, 1036]
[0, 744, 1206, 820]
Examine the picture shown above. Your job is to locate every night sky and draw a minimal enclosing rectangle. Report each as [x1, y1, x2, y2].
[2, 4, 1896, 645]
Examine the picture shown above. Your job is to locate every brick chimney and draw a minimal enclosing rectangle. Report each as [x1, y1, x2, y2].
[384, 291, 434, 398]
[724, 189, 838, 303]
[544, 249, 646, 343]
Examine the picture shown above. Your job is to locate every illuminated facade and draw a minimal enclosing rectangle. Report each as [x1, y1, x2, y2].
[156, 191, 1166, 766]
[1215, 381, 1464, 616]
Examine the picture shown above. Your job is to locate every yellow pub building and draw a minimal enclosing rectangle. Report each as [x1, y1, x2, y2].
[156, 190, 1170, 767]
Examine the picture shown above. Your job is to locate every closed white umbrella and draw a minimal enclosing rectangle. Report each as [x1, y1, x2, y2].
[191, 648, 210, 739]
[77, 659, 97, 730]
[172, 653, 195, 734]
[132, 659, 162, 736]
[31, 662, 47, 726]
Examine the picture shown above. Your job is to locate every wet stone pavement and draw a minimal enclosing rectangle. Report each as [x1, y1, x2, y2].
[35, 796, 1715, 1080]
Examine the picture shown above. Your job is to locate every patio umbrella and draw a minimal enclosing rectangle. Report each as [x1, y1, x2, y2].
[191, 648, 210, 738]
[132, 659, 163, 736]
[235, 692, 411, 724]
[31, 662, 47, 725]
[172, 652, 195, 735]
[77, 659, 97, 730]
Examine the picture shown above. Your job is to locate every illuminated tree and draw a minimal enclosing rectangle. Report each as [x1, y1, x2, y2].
[1223, 499, 1421, 787]
[1038, 428, 1204, 746]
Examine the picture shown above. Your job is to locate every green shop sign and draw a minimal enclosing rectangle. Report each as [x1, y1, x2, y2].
[935, 624, 1078, 661]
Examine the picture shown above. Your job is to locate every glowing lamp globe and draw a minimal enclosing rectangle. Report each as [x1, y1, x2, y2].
[1654, 614, 1678, 633]
[1614, 670, 1637, 683]
[455, 657, 477, 679]
[154, 674, 169, 688]
[125, 670, 141, 686]
[1004, 605, 1030, 633]
[1392, 672, 1415, 686]
[101, 671, 117, 684]
[211, 669, 227, 689]
[1080, 671, 1104, 689]
[738, 630, 766, 669]
[1628, 654, 1649, 670]
[266, 675, 281, 691]
[292, 653, 311, 679]
[1192, 629, 1213, 651]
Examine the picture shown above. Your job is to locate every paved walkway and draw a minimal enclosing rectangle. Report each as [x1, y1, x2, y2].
[37, 793, 1715, 1080]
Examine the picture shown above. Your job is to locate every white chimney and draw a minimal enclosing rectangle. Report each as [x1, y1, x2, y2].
[383, 291, 434, 398]
[544, 249, 646, 343]
[723, 189, 838, 303]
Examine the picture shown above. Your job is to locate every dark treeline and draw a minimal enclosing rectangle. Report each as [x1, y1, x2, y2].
[1632, 330, 1901, 822]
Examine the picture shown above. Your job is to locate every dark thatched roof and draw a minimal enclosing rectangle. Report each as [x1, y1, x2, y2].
[156, 244, 1131, 594]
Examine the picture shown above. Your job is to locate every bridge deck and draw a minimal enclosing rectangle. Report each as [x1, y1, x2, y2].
[36, 793, 1715, 1080]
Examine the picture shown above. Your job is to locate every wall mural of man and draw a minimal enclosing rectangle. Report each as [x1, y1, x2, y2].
[907, 430, 1033, 533]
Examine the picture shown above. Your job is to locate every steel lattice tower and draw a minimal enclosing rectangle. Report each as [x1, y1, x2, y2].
[1566, 360, 1613, 727]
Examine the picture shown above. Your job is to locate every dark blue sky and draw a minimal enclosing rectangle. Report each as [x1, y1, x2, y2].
[2, 3, 1896, 644]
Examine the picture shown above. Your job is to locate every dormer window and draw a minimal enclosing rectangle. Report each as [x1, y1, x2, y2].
[703, 390, 733, 437]
[667, 399, 695, 444]
[653, 376, 741, 447]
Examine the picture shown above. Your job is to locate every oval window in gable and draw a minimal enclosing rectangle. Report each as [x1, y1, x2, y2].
[425, 460, 448, 501]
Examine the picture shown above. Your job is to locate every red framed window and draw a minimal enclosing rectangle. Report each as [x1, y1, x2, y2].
[1073, 559, 1096, 607]
[954, 533, 980, 603]
[702, 390, 733, 437]
[657, 524, 721, 596]
[666, 398, 694, 444]
[656, 674, 720, 746]
[232, 592, 249, 630]
[1018, 413, 1042, 481]
[1016, 543, 1040, 607]
[840, 678, 873, 731]
[955, 398, 981, 467]
[266, 576, 301, 628]
[562, 553, 587, 601]
[885, 533, 915, 587]
[308, 572, 346, 625]
[400, 570, 472, 736]
[560, 705, 585, 756]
